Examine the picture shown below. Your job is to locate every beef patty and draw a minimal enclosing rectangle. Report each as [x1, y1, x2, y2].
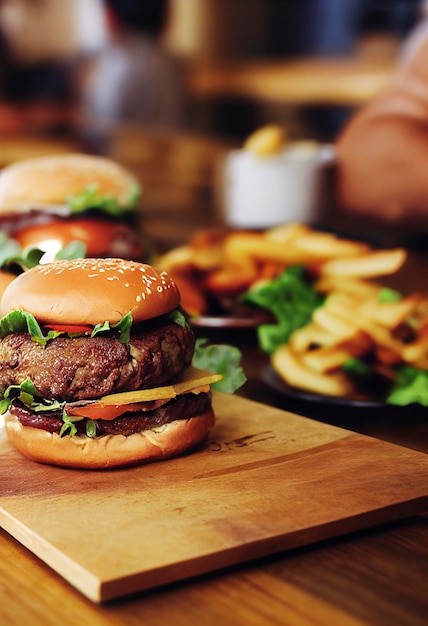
[10, 391, 212, 436]
[0, 316, 195, 401]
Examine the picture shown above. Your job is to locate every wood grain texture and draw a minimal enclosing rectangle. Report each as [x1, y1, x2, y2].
[0, 392, 427, 603]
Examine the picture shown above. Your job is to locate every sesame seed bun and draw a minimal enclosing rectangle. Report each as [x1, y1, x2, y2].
[0, 153, 140, 215]
[0, 258, 180, 325]
[4, 409, 215, 469]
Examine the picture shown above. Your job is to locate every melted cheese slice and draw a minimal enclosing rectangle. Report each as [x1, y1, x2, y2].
[98, 366, 223, 406]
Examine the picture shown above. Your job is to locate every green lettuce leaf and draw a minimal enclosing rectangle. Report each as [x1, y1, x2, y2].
[0, 309, 133, 346]
[0, 379, 96, 438]
[53, 240, 87, 260]
[91, 312, 133, 344]
[168, 309, 189, 328]
[0, 378, 62, 415]
[242, 266, 325, 355]
[0, 230, 86, 273]
[59, 411, 96, 438]
[343, 357, 373, 379]
[67, 183, 140, 217]
[0, 230, 44, 271]
[0, 231, 25, 266]
[192, 338, 247, 393]
[0, 309, 61, 346]
[59, 411, 83, 437]
[386, 365, 428, 406]
[378, 287, 402, 303]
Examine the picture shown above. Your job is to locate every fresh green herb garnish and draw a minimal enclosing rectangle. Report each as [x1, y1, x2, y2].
[192, 338, 247, 393]
[242, 266, 325, 354]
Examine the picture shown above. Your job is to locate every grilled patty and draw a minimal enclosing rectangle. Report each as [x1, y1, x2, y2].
[0, 316, 195, 401]
[10, 391, 212, 436]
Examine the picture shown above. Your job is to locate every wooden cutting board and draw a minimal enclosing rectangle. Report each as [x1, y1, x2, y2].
[0, 392, 427, 603]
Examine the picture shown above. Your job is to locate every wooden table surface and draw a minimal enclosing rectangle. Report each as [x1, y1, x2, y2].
[0, 128, 427, 626]
[186, 55, 395, 107]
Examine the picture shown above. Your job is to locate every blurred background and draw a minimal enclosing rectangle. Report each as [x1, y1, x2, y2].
[0, 0, 422, 142]
[0, 0, 425, 249]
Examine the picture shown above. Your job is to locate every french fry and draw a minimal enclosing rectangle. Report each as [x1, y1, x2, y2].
[265, 222, 311, 243]
[401, 337, 428, 368]
[375, 345, 402, 366]
[167, 271, 208, 316]
[204, 253, 259, 296]
[223, 232, 315, 265]
[301, 346, 355, 373]
[359, 293, 421, 328]
[243, 124, 286, 156]
[289, 322, 339, 352]
[291, 231, 371, 259]
[312, 306, 360, 342]
[320, 248, 407, 278]
[323, 292, 406, 356]
[272, 344, 355, 397]
[155, 245, 194, 272]
[315, 276, 380, 300]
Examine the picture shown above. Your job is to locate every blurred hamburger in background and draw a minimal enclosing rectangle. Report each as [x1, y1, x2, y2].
[0, 153, 146, 262]
[0, 230, 85, 298]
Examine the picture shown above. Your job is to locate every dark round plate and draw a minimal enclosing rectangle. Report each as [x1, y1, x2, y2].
[190, 308, 273, 330]
[261, 365, 386, 409]
[191, 314, 261, 329]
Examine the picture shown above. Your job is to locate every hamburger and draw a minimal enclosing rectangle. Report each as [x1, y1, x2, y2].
[0, 153, 145, 261]
[0, 258, 222, 469]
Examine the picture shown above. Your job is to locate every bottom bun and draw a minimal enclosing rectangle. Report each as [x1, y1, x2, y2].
[4, 410, 215, 469]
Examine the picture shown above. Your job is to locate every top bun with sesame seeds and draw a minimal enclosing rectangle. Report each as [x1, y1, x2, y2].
[0, 258, 180, 325]
[0, 258, 219, 469]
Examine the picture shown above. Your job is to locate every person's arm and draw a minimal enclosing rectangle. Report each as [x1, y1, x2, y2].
[336, 28, 428, 226]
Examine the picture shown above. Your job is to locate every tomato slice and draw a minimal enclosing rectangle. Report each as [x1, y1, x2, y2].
[45, 324, 93, 334]
[66, 402, 150, 421]
[67, 404, 129, 421]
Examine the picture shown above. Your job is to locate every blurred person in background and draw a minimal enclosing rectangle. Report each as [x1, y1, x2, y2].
[79, 0, 187, 141]
[298, 0, 420, 140]
[335, 0, 428, 231]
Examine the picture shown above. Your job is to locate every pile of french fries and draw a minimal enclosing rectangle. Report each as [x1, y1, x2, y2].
[274, 272, 428, 399]
[156, 222, 428, 399]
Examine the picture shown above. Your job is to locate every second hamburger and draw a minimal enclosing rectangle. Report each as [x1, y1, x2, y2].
[0, 153, 146, 261]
